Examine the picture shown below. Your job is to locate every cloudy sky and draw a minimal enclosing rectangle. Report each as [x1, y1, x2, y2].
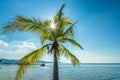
[0, 0, 120, 63]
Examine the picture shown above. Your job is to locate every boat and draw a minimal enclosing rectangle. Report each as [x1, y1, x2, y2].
[40, 63, 45, 66]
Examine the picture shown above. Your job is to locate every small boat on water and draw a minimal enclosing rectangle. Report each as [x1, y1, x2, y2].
[40, 63, 45, 66]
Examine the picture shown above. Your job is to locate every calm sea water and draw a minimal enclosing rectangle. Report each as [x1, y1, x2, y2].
[0, 63, 120, 80]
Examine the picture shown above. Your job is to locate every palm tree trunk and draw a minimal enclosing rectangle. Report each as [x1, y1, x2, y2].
[52, 52, 59, 80]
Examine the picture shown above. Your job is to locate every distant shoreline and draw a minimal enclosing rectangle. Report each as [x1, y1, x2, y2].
[0, 58, 120, 65]
[0, 63, 120, 66]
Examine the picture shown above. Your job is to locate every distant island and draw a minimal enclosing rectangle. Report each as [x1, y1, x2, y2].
[0, 58, 53, 65]
[0, 59, 120, 65]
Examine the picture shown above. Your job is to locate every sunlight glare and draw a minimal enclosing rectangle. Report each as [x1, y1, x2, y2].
[50, 21, 56, 30]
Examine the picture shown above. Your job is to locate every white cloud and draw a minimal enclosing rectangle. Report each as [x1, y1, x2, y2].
[0, 40, 8, 47]
[0, 40, 37, 59]
[18, 41, 36, 50]
[0, 40, 119, 63]
[12, 41, 37, 55]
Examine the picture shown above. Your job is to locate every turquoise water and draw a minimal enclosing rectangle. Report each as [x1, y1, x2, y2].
[0, 63, 120, 80]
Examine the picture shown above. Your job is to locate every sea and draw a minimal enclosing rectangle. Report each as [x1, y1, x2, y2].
[0, 63, 120, 80]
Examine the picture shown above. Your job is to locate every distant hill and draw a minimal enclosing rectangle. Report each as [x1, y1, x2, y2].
[0, 59, 18, 64]
[0, 58, 52, 64]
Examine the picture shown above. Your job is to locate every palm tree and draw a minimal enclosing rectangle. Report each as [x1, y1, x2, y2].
[2, 4, 83, 80]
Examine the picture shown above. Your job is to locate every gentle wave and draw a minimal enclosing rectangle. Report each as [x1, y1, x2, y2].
[0, 63, 120, 80]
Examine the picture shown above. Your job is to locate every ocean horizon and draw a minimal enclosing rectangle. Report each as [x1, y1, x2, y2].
[0, 63, 120, 80]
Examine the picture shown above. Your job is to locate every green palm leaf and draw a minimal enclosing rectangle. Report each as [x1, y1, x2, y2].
[54, 4, 65, 23]
[60, 45, 80, 65]
[59, 37, 83, 50]
[15, 45, 49, 80]
[56, 17, 72, 37]
[15, 65, 26, 80]
[63, 21, 78, 37]
[2, 15, 49, 34]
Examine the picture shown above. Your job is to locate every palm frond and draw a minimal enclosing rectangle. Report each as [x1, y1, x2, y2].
[54, 4, 65, 23]
[40, 32, 51, 45]
[15, 45, 49, 80]
[2, 15, 47, 34]
[2, 22, 20, 33]
[63, 21, 78, 37]
[56, 17, 72, 37]
[60, 45, 80, 65]
[15, 65, 26, 80]
[59, 37, 83, 50]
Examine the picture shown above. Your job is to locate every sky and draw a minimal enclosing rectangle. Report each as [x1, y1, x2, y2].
[0, 0, 120, 63]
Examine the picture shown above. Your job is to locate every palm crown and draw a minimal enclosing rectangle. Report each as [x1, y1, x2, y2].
[2, 4, 83, 80]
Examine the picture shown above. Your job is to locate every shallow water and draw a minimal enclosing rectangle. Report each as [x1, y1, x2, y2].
[0, 63, 120, 80]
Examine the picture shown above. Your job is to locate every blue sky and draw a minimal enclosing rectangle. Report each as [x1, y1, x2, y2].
[0, 0, 120, 63]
